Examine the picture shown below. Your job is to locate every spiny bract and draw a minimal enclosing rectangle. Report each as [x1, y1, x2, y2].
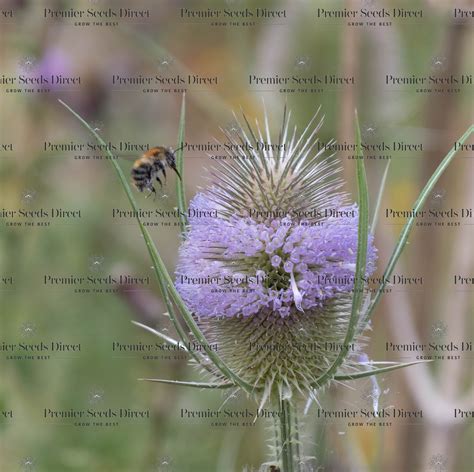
[176, 106, 377, 401]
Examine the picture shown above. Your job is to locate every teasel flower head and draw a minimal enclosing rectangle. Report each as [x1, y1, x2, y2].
[176, 106, 377, 403]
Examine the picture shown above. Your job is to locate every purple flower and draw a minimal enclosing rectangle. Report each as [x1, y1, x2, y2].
[38, 47, 72, 79]
[176, 198, 376, 319]
[174, 106, 378, 397]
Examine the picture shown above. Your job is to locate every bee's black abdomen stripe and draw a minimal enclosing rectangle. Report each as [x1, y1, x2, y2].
[132, 160, 153, 194]
[132, 167, 150, 175]
[132, 173, 149, 181]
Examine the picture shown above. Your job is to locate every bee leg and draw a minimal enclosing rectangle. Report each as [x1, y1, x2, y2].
[145, 183, 156, 199]
[143, 177, 161, 201]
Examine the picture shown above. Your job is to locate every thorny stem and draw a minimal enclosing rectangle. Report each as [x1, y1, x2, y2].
[273, 415, 281, 467]
[292, 406, 301, 471]
[276, 399, 300, 472]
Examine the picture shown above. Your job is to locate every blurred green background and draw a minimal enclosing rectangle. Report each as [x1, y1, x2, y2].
[0, 0, 473, 470]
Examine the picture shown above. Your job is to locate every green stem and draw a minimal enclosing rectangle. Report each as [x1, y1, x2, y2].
[278, 399, 299, 472]
[292, 405, 301, 472]
[175, 92, 188, 234]
[361, 123, 473, 328]
[370, 159, 391, 235]
[273, 415, 281, 466]
[311, 110, 369, 389]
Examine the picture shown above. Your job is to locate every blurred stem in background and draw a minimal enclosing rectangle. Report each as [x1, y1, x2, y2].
[338, 0, 361, 187]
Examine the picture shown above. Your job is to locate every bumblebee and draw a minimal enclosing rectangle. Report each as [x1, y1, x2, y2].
[131, 146, 182, 197]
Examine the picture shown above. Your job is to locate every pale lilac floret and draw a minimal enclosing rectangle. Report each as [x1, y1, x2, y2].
[176, 193, 377, 318]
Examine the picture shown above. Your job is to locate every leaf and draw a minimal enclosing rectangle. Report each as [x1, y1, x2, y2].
[131, 320, 187, 350]
[139, 378, 233, 389]
[370, 159, 391, 234]
[312, 109, 369, 388]
[175, 93, 188, 234]
[58, 99, 255, 394]
[361, 123, 474, 327]
[334, 360, 432, 381]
